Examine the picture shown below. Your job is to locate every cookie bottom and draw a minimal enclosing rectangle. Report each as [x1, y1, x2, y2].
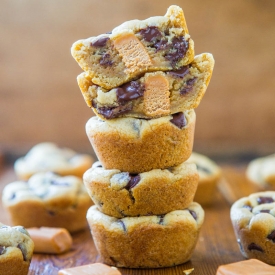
[87, 204, 204, 268]
[5, 196, 92, 233]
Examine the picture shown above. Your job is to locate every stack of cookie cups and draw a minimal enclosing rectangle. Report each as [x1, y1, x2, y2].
[71, 5, 214, 268]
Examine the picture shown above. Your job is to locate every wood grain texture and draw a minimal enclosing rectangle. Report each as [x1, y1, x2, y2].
[0, 163, 260, 275]
[0, 0, 275, 157]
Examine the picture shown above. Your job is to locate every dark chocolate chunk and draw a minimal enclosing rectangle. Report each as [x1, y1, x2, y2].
[257, 196, 274, 204]
[117, 220, 126, 232]
[50, 179, 70, 186]
[169, 112, 187, 129]
[158, 214, 165, 225]
[139, 26, 162, 42]
[237, 239, 244, 252]
[97, 103, 132, 119]
[242, 205, 253, 212]
[0, 225, 8, 229]
[9, 193, 16, 200]
[165, 36, 189, 66]
[180, 77, 197, 95]
[17, 243, 27, 261]
[125, 174, 141, 190]
[189, 210, 197, 220]
[154, 39, 169, 51]
[116, 81, 145, 104]
[99, 53, 113, 67]
[248, 243, 264, 252]
[0, 245, 5, 255]
[260, 209, 270, 214]
[196, 164, 211, 174]
[168, 66, 189, 78]
[267, 230, 275, 242]
[91, 36, 109, 47]
[48, 210, 55, 216]
[14, 226, 29, 236]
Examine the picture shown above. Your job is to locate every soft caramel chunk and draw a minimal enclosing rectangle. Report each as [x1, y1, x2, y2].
[113, 33, 152, 73]
[216, 259, 275, 275]
[58, 263, 121, 275]
[27, 227, 72, 254]
[144, 73, 170, 117]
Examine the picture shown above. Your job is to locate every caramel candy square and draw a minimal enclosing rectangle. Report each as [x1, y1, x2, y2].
[144, 73, 170, 117]
[216, 259, 275, 275]
[113, 33, 152, 74]
[27, 227, 72, 254]
[58, 263, 121, 275]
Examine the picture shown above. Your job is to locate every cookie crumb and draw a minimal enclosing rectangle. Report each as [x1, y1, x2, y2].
[183, 268, 194, 275]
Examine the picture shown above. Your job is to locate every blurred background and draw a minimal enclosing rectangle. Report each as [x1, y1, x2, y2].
[0, 0, 275, 162]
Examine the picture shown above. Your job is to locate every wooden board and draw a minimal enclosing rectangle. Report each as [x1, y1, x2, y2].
[0, 163, 260, 275]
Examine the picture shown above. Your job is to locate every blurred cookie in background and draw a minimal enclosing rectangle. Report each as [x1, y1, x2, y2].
[2, 172, 92, 233]
[246, 154, 275, 190]
[14, 142, 94, 180]
[187, 152, 222, 205]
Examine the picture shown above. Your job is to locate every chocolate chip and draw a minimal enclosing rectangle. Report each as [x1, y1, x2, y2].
[267, 230, 275, 242]
[237, 239, 244, 252]
[257, 196, 274, 204]
[0, 246, 6, 255]
[168, 66, 189, 78]
[91, 37, 109, 47]
[99, 53, 113, 67]
[165, 36, 189, 66]
[50, 179, 70, 186]
[242, 205, 253, 212]
[9, 193, 16, 200]
[117, 220, 126, 232]
[14, 226, 29, 236]
[48, 210, 55, 216]
[125, 174, 141, 190]
[248, 243, 264, 252]
[169, 112, 187, 129]
[154, 39, 169, 51]
[17, 243, 27, 261]
[92, 99, 97, 108]
[180, 77, 197, 95]
[116, 81, 145, 104]
[0, 225, 8, 229]
[97, 103, 132, 119]
[189, 210, 197, 220]
[196, 165, 211, 174]
[158, 215, 165, 225]
[139, 26, 162, 42]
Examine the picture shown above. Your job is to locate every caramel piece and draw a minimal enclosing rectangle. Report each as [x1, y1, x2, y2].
[144, 73, 170, 117]
[58, 263, 121, 275]
[27, 227, 72, 254]
[216, 259, 275, 275]
[113, 33, 152, 73]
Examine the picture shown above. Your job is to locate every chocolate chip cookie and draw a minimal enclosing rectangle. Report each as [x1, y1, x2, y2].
[14, 142, 94, 180]
[231, 191, 275, 265]
[86, 109, 195, 173]
[84, 160, 198, 218]
[86, 202, 204, 268]
[2, 172, 92, 233]
[71, 5, 194, 89]
[187, 152, 221, 205]
[78, 53, 214, 120]
[246, 154, 275, 190]
[0, 223, 34, 275]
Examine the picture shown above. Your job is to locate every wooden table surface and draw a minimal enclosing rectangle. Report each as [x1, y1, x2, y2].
[0, 161, 260, 275]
